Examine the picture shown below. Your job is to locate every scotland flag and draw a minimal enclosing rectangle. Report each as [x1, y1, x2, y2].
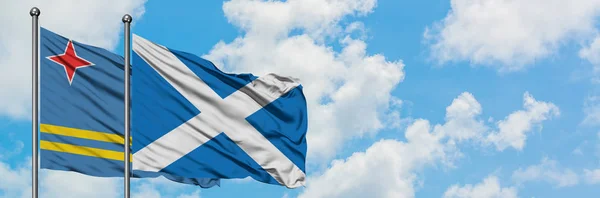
[132, 35, 308, 188]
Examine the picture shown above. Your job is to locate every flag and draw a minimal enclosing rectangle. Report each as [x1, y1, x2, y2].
[39, 27, 219, 187]
[132, 34, 308, 188]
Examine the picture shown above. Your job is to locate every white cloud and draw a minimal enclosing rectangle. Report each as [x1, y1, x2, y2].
[299, 92, 556, 198]
[582, 95, 600, 126]
[579, 34, 600, 83]
[512, 158, 579, 188]
[0, 157, 30, 198]
[425, 0, 600, 72]
[0, 0, 147, 118]
[206, 0, 404, 161]
[437, 92, 487, 143]
[41, 171, 121, 198]
[132, 183, 161, 198]
[298, 128, 444, 198]
[583, 169, 600, 184]
[220, 0, 376, 40]
[579, 35, 600, 83]
[228, 176, 254, 183]
[443, 176, 518, 198]
[298, 93, 481, 198]
[485, 92, 560, 151]
[176, 191, 201, 198]
[580, 35, 600, 65]
[132, 176, 203, 198]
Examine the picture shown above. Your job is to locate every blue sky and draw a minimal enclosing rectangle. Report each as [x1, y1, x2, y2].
[2, 0, 600, 197]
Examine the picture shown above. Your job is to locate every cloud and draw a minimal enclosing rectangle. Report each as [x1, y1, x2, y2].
[485, 92, 560, 151]
[206, 0, 404, 161]
[582, 95, 600, 126]
[0, 157, 30, 198]
[425, 0, 600, 72]
[297, 127, 444, 198]
[227, 176, 254, 184]
[0, 0, 147, 118]
[512, 157, 579, 188]
[132, 176, 203, 198]
[298, 92, 556, 198]
[579, 35, 600, 83]
[583, 169, 600, 184]
[175, 191, 201, 198]
[298, 92, 481, 198]
[443, 175, 518, 198]
[437, 92, 487, 143]
[41, 171, 121, 198]
[220, 0, 376, 40]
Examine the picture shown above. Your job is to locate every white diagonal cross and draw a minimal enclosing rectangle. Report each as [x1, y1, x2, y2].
[132, 35, 305, 188]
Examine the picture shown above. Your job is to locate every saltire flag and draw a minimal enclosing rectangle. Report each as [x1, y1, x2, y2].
[131, 35, 308, 188]
[39, 27, 219, 187]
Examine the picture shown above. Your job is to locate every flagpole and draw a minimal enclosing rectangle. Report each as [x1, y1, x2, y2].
[30, 7, 40, 198]
[122, 14, 132, 198]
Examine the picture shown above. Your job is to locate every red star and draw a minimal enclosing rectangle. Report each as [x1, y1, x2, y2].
[46, 40, 94, 84]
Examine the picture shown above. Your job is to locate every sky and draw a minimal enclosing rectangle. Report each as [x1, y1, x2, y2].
[1, 0, 600, 197]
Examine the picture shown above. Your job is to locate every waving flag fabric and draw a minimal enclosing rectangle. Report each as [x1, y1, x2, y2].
[40, 27, 127, 176]
[39, 27, 218, 187]
[132, 34, 308, 188]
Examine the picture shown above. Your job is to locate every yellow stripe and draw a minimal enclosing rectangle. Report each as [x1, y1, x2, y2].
[41, 140, 131, 162]
[40, 124, 131, 145]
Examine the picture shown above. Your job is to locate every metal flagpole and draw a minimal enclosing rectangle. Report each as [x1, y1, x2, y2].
[30, 7, 40, 198]
[122, 14, 132, 198]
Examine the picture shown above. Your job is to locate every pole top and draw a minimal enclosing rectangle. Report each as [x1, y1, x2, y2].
[30, 7, 40, 17]
[122, 14, 132, 23]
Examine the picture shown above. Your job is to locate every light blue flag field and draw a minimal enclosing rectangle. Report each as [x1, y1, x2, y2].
[132, 35, 308, 188]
